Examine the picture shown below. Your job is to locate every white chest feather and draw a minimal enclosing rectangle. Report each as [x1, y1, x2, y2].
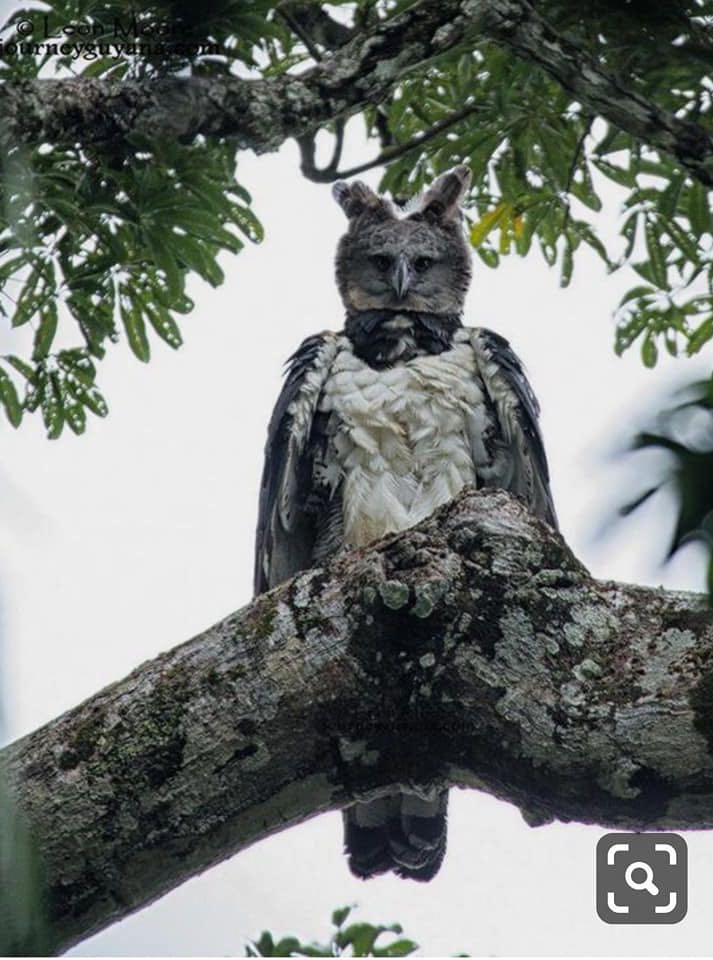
[319, 333, 485, 546]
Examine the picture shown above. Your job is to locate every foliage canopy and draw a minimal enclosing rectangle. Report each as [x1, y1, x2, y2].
[0, 0, 711, 570]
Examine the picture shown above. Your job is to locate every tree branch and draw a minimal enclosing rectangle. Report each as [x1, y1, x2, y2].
[1, 0, 712, 186]
[2, 488, 713, 955]
[276, 7, 325, 62]
[472, 0, 713, 187]
[276, 2, 354, 55]
[297, 118, 345, 181]
[299, 102, 483, 183]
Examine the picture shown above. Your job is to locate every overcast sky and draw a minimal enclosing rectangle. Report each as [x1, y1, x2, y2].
[1, 47, 713, 957]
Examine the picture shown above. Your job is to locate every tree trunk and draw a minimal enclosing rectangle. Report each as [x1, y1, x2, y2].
[1, 488, 712, 954]
[0, 0, 711, 185]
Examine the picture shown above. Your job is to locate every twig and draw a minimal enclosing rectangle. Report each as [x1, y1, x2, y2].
[276, 7, 323, 62]
[298, 118, 346, 180]
[300, 101, 484, 183]
[276, 2, 354, 59]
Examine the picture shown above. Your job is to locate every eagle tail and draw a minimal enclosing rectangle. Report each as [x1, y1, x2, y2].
[343, 790, 448, 882]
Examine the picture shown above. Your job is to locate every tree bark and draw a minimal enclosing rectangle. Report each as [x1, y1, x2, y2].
[1, 488, 713, 955]
[1, 0, 712, 185]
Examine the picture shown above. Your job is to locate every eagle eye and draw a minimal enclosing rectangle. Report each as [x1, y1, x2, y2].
[414, 256, 433, 274]
[370, 254, 392, 272]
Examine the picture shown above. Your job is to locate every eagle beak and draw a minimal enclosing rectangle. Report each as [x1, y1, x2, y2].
[392, 253, 411, 300]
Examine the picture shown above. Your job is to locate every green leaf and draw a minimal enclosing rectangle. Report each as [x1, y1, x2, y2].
[70, 382, 108, 418]
[688, 181, 712, 236]
[664, 330, 679, 357]
[498, 219, 512, 254]
[331, 907, 353, 928]
[0, 367, 22, 427]
[593, 157, 635, 188]
[631, 261, 657, 285]
[618, 284, 655, 308]
[145, 304, 183, 350]
[121, 300, 151, 363]
[615, 309, 650, 355]
[644, 220, 668, 289]
[0, 254, 29, 285]
[659, 173, 685, 219]
[273, 937, 300, 955]
[620, 211, 639, 261]
[476, 245, 499, 268]
[662, 216, 700, 265]
[565, 219, 613, 269]
[570, 164, 602, 212]
[375, 938, 419, 957]
[32, 301, 58, 361]
[538, 123, 571, 188]
[687, 316, 713, 355]
[641, 333, 658, 368]
[57, 349, 96, 387]
[4, 355, 35, 379]
[12, 267, 42, 328]
[338, 922, 383, 955]
[169, 233, 225, 287]
[40, 375, 64, 439]
[560, 240, 573, 288]
[144, 231, 184, 301]
[229, 204, 264, 243]
[252, 932, 275, 956]
[172, 208, 244, 252]
[63, 398, 87, 435]
[540, 238, 557, 267]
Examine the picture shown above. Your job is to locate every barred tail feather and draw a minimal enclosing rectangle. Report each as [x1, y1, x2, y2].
[343, 790, 448, 882]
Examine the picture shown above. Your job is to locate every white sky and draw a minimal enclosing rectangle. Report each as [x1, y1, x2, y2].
[1, 54, 713, 959]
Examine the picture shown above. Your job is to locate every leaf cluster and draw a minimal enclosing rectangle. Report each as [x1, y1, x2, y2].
[1, 0, 283, 79]
[0, 0, 711, 447]
[246, 905, 419, 958]
[372, 23, 712, 367]
[0, 131, 261, 436]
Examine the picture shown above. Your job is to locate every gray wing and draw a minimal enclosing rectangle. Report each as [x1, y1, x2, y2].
[254, 333, 340, 594]
[470, 328, 557, 528]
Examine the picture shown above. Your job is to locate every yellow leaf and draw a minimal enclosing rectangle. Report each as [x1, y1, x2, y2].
[469, 203, 508, 247]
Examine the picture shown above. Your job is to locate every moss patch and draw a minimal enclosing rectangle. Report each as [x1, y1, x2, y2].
[57, 711, 105, 771]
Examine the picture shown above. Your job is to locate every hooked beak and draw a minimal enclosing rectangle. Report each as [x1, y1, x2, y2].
[392, 253, 410, 300]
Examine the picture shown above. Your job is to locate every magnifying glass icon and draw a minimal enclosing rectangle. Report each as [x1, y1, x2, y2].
[625, 860, 659, 896]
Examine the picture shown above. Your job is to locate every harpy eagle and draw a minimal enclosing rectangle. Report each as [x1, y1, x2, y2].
[254, 165, 557, 882]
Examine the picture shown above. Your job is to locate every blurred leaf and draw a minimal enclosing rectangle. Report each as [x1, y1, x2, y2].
[332, 906, 353, 928]
[622, 378, 713, 598]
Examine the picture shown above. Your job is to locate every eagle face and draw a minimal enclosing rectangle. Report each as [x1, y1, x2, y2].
[333, 168, 473, 318]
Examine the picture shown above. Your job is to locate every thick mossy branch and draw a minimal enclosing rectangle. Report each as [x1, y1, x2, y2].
[1, 488, 713, 954]
[1, 0, 712, 185]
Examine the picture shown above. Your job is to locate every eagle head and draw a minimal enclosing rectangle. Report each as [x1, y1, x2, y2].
[332, 166, 473, 318]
